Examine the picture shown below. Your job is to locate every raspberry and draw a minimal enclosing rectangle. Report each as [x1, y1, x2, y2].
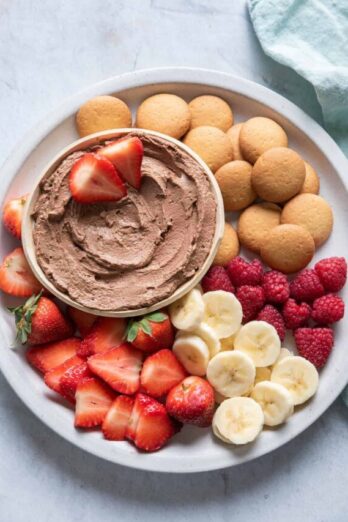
[201, 266, 234, 293]
[311, 294, 345, 324]
[262, 270, 290, 304]
[282, 298, 311, 329]
[294, 327, 334, 368]
[314, 257, 347, 293]
[290, 269, 325, 303]
[236, 285, 265, 323]
[257, 305, 285, 341]
[226, 257, 263, 287]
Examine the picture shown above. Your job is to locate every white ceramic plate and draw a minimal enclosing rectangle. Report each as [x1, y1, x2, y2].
[0, 67, 347, 473]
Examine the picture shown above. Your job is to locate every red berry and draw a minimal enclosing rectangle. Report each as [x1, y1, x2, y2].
[262, 270, 290, 304]
[314, 257, 347, 293]
[290, 269, 325, 303]
[226, 257, 263, 287]
[166, 376, 215, 427]
[294, 327, 334, 368]
[311, 294, 345, 325]
[201, 266, 235, 293]
[236, 285, 265, 323]
[282, 299, 311, 330]
[257, 305, 285, 341]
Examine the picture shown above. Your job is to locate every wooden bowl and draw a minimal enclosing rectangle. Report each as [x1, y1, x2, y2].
[21, 128, 225, 317]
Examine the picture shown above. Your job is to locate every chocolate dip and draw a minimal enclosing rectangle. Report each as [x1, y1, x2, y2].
[32, 133, 217, 311]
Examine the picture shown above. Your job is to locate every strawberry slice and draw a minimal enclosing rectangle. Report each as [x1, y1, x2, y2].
[59, 361, 92, 402]
[69, 153, 127, 204]
[26, 337, 81, 373]
[74, 377, 115, 428]
[126, 393, 176, 452]
[99, 136, 143, 189]
[87, 343, 143, 395]
[44, 355, 84, 399]
[67, 306, 97, 337]
[78, 317, 126, 357]
[102, 395, 134, 441]
[0, 247, 42, 297]
[140, 349, 187, 398]
[2, 194, 28, 239]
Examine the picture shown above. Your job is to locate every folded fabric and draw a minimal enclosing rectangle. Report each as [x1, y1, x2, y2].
[248, 0, 348, 155]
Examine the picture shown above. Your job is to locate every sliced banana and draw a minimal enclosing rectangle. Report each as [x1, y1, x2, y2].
[207, 351, 255, 398]
[251, 381, 294, 426]
[203, 291, 243, 339]
[234, 321, 281, 367]
[272, 347, 293, 369]
[169, 288, 205, 332]
[271, 356, 319, 405]
[220, 330, 240, 351]
[213, 397, 264, 445]
[194, 322, 221, 358]
[172, 333, 209, 376]
[255, 367, 272, 384]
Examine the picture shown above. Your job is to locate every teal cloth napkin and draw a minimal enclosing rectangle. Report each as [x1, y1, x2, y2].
[248, 0, 348, 155]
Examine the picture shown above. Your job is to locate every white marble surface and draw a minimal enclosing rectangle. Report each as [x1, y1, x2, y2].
[0, 1, 347, 521]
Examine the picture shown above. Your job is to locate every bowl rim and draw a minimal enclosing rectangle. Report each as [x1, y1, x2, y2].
[21, 127, 225, 317]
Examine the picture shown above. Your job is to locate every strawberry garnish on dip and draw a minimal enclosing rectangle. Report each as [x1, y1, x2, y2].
[0, 247, 42, 297]
[99, 136, 144, 189]
[126, 311, 175, 353]
[69, 153, 127, 204]
[2, 194, 28, 239]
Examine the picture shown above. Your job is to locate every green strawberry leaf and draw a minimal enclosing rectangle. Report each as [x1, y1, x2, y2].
[145, 312, 167, 323]
[140, 319, 152, 335]
[126, 322, 139, 343]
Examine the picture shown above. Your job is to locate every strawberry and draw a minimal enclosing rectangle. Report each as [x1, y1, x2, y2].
[0, 247, 42, 297]
[26, 337, 81, 373]
[126, 311, 174, 353]
[67, 306, 97, 337]
[126, 393, 177, 452]
[99, 136, 144, 189]
[140, 349, 187, 398]
[69, 153, 127, 204]
[78, 317, 126, 357]
[102, 395, 134, 441]
[88, 343, 143, 394]
[44, 355, 84, 400]
[166, 376, 215, 427]
[74, 377, 115, 428]
[59, 362, 92, 402]
[2, 194, 28, 239]
[10, 293, 74, 345]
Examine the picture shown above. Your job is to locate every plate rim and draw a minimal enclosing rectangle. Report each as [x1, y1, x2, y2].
[1, 66, 347, 473]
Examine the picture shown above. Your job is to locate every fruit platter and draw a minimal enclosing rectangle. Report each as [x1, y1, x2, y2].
[0, 68, 347, 473]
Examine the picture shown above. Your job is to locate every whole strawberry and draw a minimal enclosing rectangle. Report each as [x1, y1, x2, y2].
[314, 257, 347, 293]
[262, 270, 290, 304]
[226, 257, 263, 287]
[257, 305, 285, 341]
[311, 294, 345, 325]
[282, 298, 311, 330]
[10, 292, 74, 345]
[126, 311, 174, 353]
[294, 327, 334, 368]
[201, 266, 234, 293]
[290, 269, 324, 303]
[166, 376, 215, 427]
[236, 285, 265, 323]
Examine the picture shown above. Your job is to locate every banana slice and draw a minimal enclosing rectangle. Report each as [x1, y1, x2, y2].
[272, 347, 293, 368]
[220, 329, 240, 351]
[203, 291, 243, 339]
[194, 322, 221, 358]
[213, 397, 264, 445]
[255, 367, 272, 384]
[169, 288, 205, 332]
[271, 356, 319, 405]
[207, 351, 255, 397]
[172, 333, 209, 376]
[234, 321, 281, 367]
[251, 381, 294, 426]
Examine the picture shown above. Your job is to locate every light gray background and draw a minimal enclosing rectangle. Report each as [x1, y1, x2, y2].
[0, 1, 347, 521]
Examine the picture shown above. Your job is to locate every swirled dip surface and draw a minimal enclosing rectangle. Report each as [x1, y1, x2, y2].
[32, 133, 217, 311]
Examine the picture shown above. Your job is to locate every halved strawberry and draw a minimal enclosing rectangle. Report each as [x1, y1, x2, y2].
[99, 136, 143, 189]
[69, 153, 127, 204]
[0, 247, 42, 297]
[78, 317, 126, 357]
[26, 337, 81, 373]
[140, 349, 187, 398]
[74, 377, 115, 428]
[126, 393, 176, 452]
[87, 343, 143, 394]
[67, 306, 97, 337]
[2, 194, 28, 239]
[59, 361, 92, 402]
[102, 395, 134, 441]
[44, 355, 84, 399]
